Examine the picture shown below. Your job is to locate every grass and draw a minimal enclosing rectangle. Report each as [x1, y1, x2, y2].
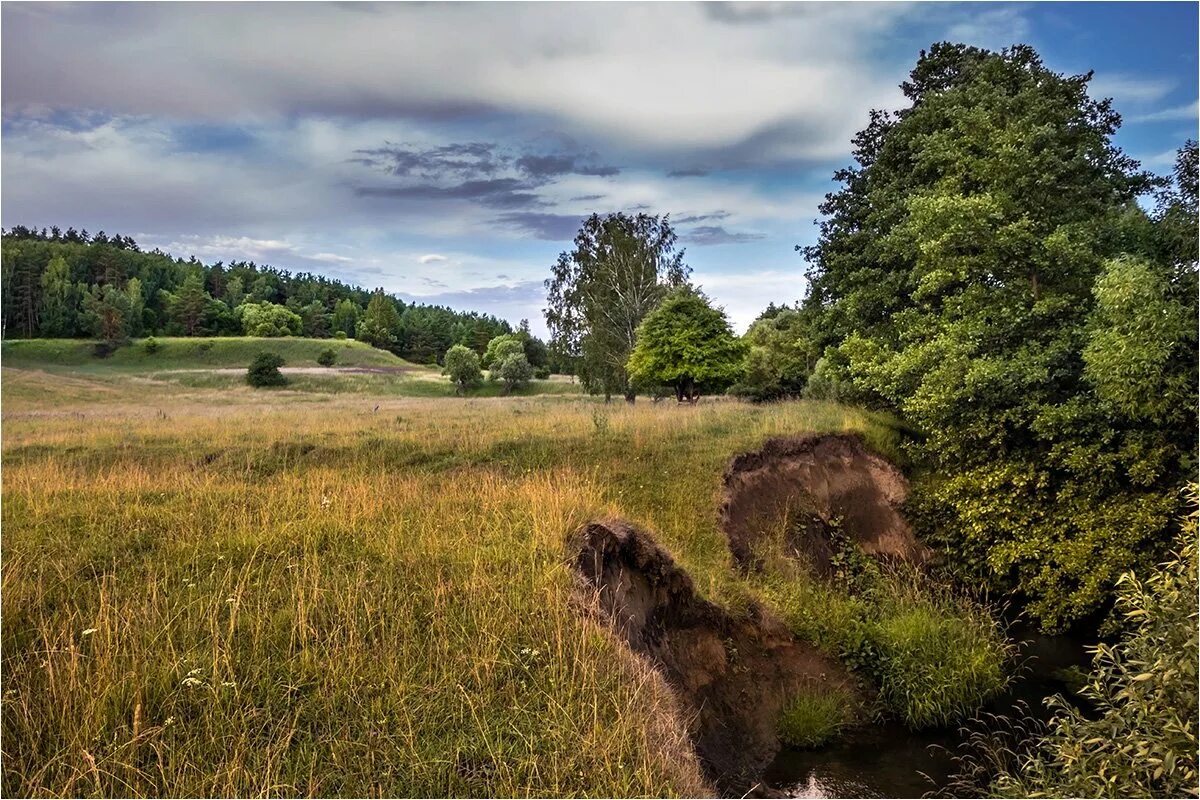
[1, 337, 414, 370]
[0, 359, 1003, 796]
[778, 687, 856, 748]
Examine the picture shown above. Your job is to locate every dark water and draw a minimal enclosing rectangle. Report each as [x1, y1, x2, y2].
[763, 629, 1092, 798]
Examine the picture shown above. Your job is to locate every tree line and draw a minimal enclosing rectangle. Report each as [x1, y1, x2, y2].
[0, 227, 528, 365]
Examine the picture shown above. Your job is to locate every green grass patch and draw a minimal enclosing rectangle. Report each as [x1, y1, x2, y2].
[778, 687, 856, 748]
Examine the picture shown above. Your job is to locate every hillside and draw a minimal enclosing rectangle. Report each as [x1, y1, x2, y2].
[1, 337, 414, 370]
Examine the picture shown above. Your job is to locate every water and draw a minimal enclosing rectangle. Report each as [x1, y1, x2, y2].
[763, 629, 1092, 798]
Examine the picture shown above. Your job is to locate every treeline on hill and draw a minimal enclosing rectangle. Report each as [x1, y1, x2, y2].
[0, 227, 545, 366]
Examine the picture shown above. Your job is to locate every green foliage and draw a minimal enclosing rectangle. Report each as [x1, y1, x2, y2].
[80, 283, 133, 343]
[990, 492, 1198, 798]
[332, 298, 360, 338]
[496, 353, 534, 394]
[483, 334, 525, 369]
[778, 688, 855, 748]
[731, 307, 820, 401]
[357, 291, 402, 349]
[316, 348, 338, 367]
[800, 42, 1195, 630]
[165, 273, 212, 335]
[443, 344, 483, 394]
[246, 352, 287, 387]
[142, 336, 159, 355]
[544, 213, 690, 401]
[237, 301, 302, 337]
[626, 287, 745, 402]
[39, 256, 78, 337]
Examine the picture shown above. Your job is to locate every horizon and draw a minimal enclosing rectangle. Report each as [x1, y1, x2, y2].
[3, 1, 1197, 337]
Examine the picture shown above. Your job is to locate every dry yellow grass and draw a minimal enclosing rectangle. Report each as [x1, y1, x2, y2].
[2, 368, 905, 796]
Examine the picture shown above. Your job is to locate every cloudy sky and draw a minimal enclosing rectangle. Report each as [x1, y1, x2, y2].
[3, 2, 1196, 334]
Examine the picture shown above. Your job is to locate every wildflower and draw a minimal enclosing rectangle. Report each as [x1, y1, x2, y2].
[81, 628, 97, 636]
[181, 676, 203, 688]
[320, 495, 332, 509]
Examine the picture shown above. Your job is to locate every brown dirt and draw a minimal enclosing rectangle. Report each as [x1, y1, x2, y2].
[572, 517, 863, 795]
[720, 434, 932, 576]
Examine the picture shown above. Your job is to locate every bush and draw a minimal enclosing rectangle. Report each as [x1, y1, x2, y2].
[778, 688, 854, 748]
[484, 335, 525, 369]
[443, 344, 483, 395]
[534, 366, 551, 380]
[143, 337, 160, 355]
[496, 353, 533, 394]
[316, 348, 338, 367]
[247, 352, 287, 387]
[989, 491, 1198, 798]
[334, 330, 347, 340]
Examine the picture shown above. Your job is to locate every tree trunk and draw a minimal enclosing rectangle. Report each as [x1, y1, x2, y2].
[624, 389, 636, 404]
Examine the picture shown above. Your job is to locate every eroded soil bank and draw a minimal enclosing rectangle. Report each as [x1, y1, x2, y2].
[720, 434, 932, 576]
[570, 433, 951, 795]
[572, 517, 863, 794]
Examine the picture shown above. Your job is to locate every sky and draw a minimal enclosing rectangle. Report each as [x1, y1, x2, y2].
[2, 2, 1197, 335]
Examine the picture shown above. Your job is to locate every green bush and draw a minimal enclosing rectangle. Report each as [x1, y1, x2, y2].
[495, 353, 533, 394]
[246, 352, 287, 387]
[989, 492, 1198, 798]
[334, 330, 347, 340]
[778, 688, 854, 748]
[533, 366, 551, 380]
[316, 348, 338, 367]
[143, 336, 160, 355]
[443, 344, 483, 395]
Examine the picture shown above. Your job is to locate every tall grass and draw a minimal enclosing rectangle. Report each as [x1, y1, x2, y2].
[2, 365, 972, 795]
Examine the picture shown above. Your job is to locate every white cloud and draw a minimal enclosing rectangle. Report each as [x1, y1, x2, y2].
[418, 254, 449, 264]
[1127, 100, 1199, 124]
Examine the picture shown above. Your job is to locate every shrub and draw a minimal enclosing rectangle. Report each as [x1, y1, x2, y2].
[334, 330, 347, 340]
[317, 348, 338, 367]
[143, 336, 160, 355]
[778, 688, 854, 748]
[534, 366, 551, 380]
[484, 335, 525, 369]
[496, 353, 534, 394]
[443, 344, 483, 395]
[247, 352, 287, 387]
[989, 491, 1198, 798]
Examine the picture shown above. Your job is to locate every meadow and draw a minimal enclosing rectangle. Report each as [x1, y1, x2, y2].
[1, 343, 1009, 797]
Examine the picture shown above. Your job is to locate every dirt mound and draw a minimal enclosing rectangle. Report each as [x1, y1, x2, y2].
[720, 434, 931, 575]
[573, 518, 861, 794]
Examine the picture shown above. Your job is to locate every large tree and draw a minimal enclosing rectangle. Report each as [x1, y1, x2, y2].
[801, 42, 1194, 630]
[39, 256, 78, 338]
[627, 288, 745, 402]
[544, 213, 689, 402]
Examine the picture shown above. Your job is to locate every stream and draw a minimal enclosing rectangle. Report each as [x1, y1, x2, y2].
[763, 628, 1093, 798]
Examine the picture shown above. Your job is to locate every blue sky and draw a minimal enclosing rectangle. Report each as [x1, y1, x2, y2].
[3, 2, 1196, 334]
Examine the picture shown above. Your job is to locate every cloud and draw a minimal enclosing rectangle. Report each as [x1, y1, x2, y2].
[353, 141, 508, 179]
[355, 178, 545, 209]
[418, 253, 448, 264]
[1126, 100, 1199, 124]
[515, 153, 619, 179]
[667, 168, 711, 177]
[493, 212, 582, 241]
[568, 194, 605, 202]
[1089, 75, 1175, 106]
[686, 225, 766, 245]
[676, 211, 731, 225]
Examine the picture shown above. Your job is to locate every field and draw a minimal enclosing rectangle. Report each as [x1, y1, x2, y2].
[1, 346, 1007, 797]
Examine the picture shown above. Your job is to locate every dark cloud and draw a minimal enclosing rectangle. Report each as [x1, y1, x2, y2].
[352, 142, 508, 180]
[515, 153, 619, 179]
[494, 212, 582, 240]
[687, 225, 766, 245]
[569, 194, 605, 202]
[676, 211, 731, 224]
[667, 168, 711, 177]
[355, 178, 545, 209]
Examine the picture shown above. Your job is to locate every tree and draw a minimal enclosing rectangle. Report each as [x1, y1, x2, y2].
[237, 301, 302, 337]
[357, 290, 402, 349]
[332, 299, 360, 338]
[316, 348, 338, 367]
[483, 334, 525, 369]
[443, 344, 483, 395]
[799, 42, 1191, 630]
[246, 352, 287, 387]
[39, 256, 78, 337]
[297, 300, 330, 338]
[731, 306, 821, 401]
[496, 352, 533, 395]
[626, 288, 745, 402]
[166, 273, 213, 335]
[545, 212, 690, 402]
[126, 277, 144, 337]
[81, 283, 132, 343]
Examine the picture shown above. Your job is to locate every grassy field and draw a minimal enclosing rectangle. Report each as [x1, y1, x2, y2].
[0, 357, 1008, 797]
[1, 338, 583, 399]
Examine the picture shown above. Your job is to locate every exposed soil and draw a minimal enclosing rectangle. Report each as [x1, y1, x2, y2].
[720, 434, 932, 576]
[572, 517, 863, 795]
